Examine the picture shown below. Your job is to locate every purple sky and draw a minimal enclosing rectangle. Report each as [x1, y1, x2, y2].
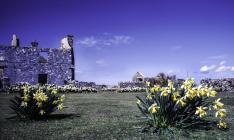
[1, 0, 234, 84]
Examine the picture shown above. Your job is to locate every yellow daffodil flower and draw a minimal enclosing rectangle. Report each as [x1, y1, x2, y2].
[195, 106, 207, 118]
[197, 87, 208, 97]
[216, 109, 226, 118]
[181, 78, 195, 90]
[168, 80, 174, 89]
[213, 98, 224, 110]
[145, 81, 150, 87]
[59, 95, 65, 102]
[47, 86, 52, 91]
[217, 121, 228, 129]
[22, 94, 29, 102]
[185, 92, 194, 100]
[20, 101, 28, 107]
[22, 85, 30, 94]
[206, 88, 217, 97]
[146, 94, 153, 100]
[176, 98, 186, 107]
[161, 87, 171, 96]
[51, 88, 58, 94]
[150, 85, 161, 93]
[137, 99, 141, 105]
[52, 100, 59, 105]
[189, 88, 197, 96]
[171, 91, 180, 102]
[161, 90, 168, 96]
[33, 90, 48, 102]
[36, 102, 42, 108]
[57, 104, 64, 111]
[148, 103, 160, 114]
[210, 90, 217, 97]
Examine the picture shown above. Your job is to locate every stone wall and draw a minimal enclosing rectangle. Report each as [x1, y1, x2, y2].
[201, 78, 234, 92]
[0, 45, 75, 88]
[118, 81, 146, 88]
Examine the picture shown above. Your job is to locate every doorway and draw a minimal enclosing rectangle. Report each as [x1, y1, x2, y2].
[0, 79, 2, 90]
[38, 74, 47, 84]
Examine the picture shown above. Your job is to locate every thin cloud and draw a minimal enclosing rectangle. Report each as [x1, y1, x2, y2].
[200, 56, 228, 65]
[96, 60, 105, 64]
[95, 59, 108, 66]
[216, 66, 232, 72]
[200, 65, 216, 74]
[208, 55, 228, 60]
[79, 36, 98, 47]
[77, 34, 133, 48]
[171, 45, 182, 50]
[219, 60, 226, 65]
[200, 60, 234, 74]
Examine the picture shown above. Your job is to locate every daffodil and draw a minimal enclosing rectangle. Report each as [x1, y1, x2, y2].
[51, 88, 58, 94]
[36, 102, 42, 107]
[181, 78, 195, 90]
[148, 103, 160, 114]
[57, 104, 64, 111]
[20, 101, 27, 107]
[22, 94, 29, 102]
[22, 85, 30, 94]
[189, 88, 197, 96]
[161, 90, 168, 96]
[137, 99, 141, 105]
[195, 106, 207, 118]
[171, 91, 180, 102]
[150, 85, 161, 93]
[146, 94, 153, 100]
[206, 88, 217, 97]
[213, 98, 224, 110]
[47, 86, 52, 91]
[52, 100, 59, 105]
[59, 95, 65, 102]
[145, 81, 150, 87]
[39, 110, 45, 115]
[161, 87, 171, 96]
[217, 121, 228, 129]
[216, 109, 226, 118]
[168, 80, 174, 90]
[197, 87, 208, 97]
[33, 90, 48, 102]
[185, 90, 196, 100]
[176, 98, 186, 107]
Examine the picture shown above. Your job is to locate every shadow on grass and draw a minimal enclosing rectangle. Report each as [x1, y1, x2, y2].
[46, 113, 81, 120]
[6, 113, 81, 121]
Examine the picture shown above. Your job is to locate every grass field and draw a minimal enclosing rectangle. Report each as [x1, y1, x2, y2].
[0, 92, 234, 140]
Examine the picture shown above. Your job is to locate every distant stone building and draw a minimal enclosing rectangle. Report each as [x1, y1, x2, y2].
[132, 72, 145, 82]
[117, 72, 146, 88]
[0, 34, 75, 89]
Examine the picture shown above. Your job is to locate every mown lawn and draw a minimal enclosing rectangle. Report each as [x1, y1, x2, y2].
[0, 92, 234, 140]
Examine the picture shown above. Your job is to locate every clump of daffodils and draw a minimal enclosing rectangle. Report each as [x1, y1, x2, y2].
[136, 78, 228, 132]
[10, 84, 65, 120]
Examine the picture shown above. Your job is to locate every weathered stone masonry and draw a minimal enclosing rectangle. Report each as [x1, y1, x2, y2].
[0, 35, 75, 89]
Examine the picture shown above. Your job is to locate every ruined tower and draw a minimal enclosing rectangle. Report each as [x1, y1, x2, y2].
[60, 35, 75, 80]
[11, 34, 20, 47]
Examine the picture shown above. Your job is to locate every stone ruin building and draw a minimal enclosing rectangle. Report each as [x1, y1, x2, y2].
[0, 34, 75, 90]
[132, 72, 145, 82]
[118, 72, 146, 88]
